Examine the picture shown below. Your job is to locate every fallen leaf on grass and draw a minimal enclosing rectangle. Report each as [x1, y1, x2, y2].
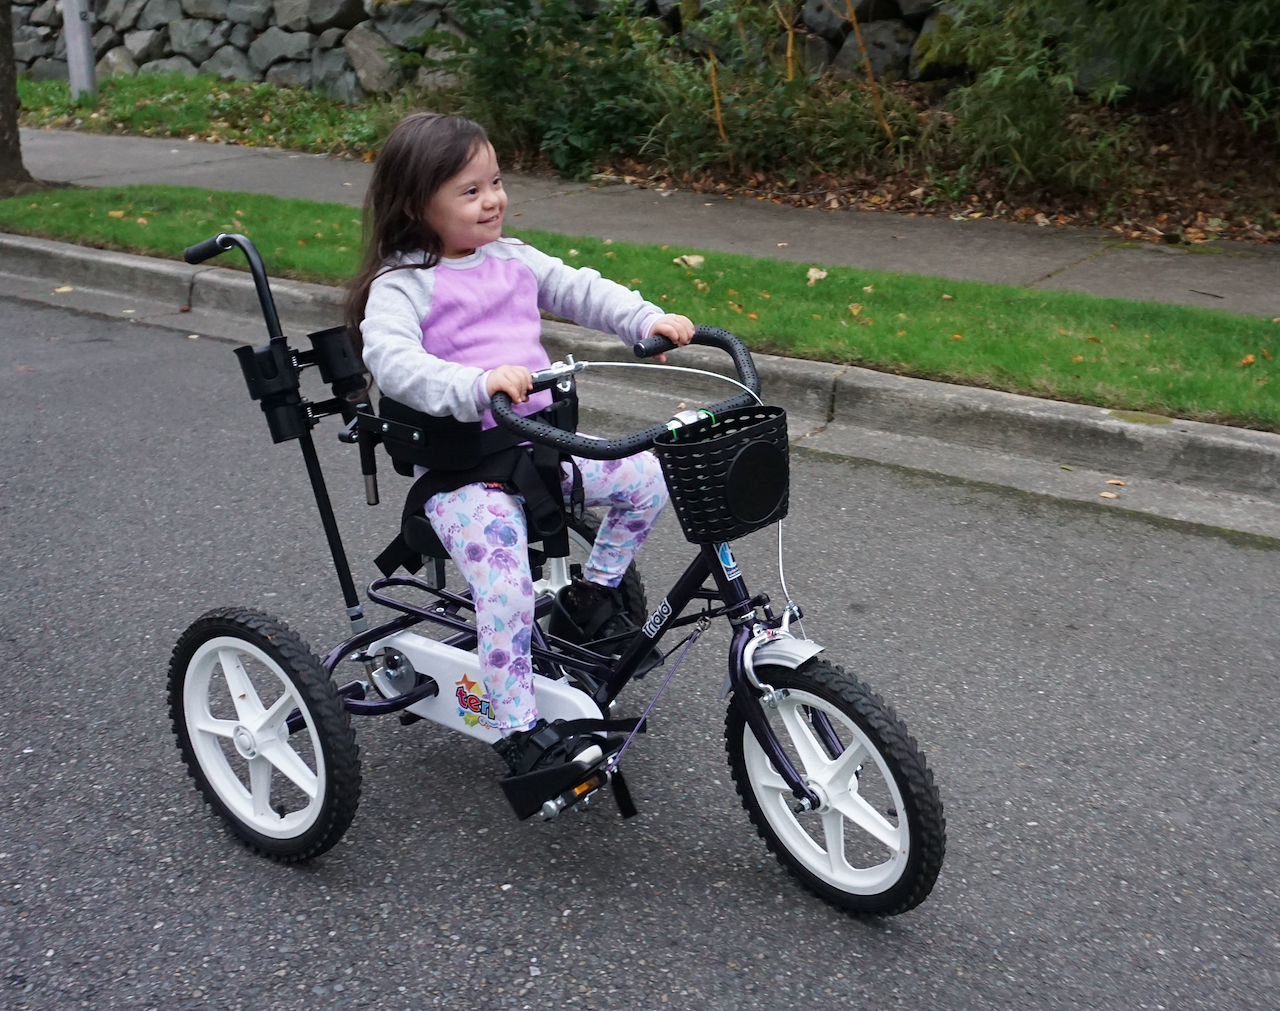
[908, 186, 925, 198]
[1072, 354, 1084, 363]
[107, 210, 125, 219]
[53, 286, 73, 293]
[728, 301, 743, 313]
[942, 294, 953, 301]
[673, 254, 705, 268]
[1106, 479, 1126, 486]
[848, 303, 863, 317]
[951, 334, 964, 341]
[1264, 350, 1273, 360]
[747, 312, 758, 320]
[862, 284, 874, 293]
[759, 291, 770, 298]
[896, 329, 907, 336]
[1099, 491, 1119, 499]
[603, 251, 616, 259]
[806, 267, 828, 286]
[568, 249, 579, 257]
[812, 313, 822, 320]
[1086, 337, 1101, 344]
[136, 217, 148, 225]
[1241, 354, 1256, 366]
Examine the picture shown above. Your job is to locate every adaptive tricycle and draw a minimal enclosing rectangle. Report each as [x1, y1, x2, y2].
[168, 232, 946, 916]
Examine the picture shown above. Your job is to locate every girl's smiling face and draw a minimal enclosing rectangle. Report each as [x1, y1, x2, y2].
[424, 142, 507, 258]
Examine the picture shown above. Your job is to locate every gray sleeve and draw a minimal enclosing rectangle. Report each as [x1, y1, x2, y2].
[510, 242, 664, 346]
[359, 265, 488, 421]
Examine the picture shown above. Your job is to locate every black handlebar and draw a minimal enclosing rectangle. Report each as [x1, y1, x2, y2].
[183, 234, 233, 264]
[183, 232, 283, 339]
[490, 326, 762, 460]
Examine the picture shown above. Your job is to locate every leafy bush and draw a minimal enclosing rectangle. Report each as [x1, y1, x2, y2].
[1085, 0, 1280, 132]
[937, 1, 1139, 190]
[431, 0, 669, 176]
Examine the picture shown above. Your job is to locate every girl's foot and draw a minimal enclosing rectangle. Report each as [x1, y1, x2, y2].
[492, 719, 605, 778]
[549, 577, 638, 646]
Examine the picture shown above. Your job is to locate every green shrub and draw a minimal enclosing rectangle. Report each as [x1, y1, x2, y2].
[938, 1, 1138, 191]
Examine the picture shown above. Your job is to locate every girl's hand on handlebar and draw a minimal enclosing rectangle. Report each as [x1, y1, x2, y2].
[486, 365, 533, 404]
[647, 314, 694, 364]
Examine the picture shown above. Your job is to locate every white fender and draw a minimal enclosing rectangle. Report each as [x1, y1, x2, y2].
[725, 633, 825, 698]
[367, 630, 603, 743]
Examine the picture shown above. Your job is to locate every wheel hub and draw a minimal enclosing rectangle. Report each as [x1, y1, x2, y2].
[804, 779, 832, 813]
[232, 725, 259, 760]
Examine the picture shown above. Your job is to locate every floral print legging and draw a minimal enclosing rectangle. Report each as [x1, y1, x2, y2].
[425, 451, 669, 733]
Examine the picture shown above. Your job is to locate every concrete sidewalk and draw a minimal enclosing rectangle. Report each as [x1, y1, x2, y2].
[21, 127, 1280, 320]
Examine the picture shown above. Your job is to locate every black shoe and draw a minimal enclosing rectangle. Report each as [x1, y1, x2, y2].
[492, 719, 607, 778]
[549, 577, 639, 648]
[549, 577, 665, 676]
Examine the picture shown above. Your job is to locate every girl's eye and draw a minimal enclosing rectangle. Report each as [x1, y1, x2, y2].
[465, 187, 478, 196]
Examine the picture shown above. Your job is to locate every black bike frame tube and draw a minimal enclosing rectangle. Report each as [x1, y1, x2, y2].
[599, 551, 714, 703]
[296, 427, 363, 624]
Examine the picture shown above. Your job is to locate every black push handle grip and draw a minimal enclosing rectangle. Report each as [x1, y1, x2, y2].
[490, 326, 763, 458]
[184, 233, 233, 264]
[183, 232, 283, 339]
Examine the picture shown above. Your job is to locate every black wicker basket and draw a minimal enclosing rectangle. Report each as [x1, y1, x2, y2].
[653, 405, 789, 544]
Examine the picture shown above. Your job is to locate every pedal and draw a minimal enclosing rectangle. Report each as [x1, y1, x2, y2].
[500, 759, 608, 821]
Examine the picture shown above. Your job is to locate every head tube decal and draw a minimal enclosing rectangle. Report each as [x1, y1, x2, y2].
[716, 542, 741, 582]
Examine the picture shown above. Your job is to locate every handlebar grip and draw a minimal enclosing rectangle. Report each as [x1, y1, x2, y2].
[184, 234, 232, 264]
[634, 334, 676, 359]
[491, 392, 669, 461]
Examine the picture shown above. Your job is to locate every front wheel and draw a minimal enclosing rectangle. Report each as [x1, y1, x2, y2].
[168, 608, 361, 861]
[725, 659, 945, 916]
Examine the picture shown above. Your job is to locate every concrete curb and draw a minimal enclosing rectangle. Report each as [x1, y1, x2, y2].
[4, 232, 1280, 513]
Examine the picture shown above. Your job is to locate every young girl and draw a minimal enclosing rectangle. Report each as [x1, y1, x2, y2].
[348, 112, 693, 778]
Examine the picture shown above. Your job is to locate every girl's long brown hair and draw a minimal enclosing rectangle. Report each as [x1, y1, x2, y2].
[345, 112, 491, 352]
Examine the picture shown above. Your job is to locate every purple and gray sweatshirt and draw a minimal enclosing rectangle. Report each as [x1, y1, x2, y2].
[360, 238, 664, 428]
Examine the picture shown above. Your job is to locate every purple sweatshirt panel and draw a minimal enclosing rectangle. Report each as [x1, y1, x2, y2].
[421, 254, 553, 429]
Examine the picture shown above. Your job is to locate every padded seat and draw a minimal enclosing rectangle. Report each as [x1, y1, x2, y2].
[402, 514, 448, 561]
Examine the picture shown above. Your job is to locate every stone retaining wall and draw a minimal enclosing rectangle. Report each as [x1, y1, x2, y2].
[15, 0, 948, 102]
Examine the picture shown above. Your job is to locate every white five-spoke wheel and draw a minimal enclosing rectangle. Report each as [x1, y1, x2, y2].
[169, 608, 361, 861]
[727, 659, 945, 916]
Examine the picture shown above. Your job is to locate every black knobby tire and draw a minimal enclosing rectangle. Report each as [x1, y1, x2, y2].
[725, 659, 945, 916]
[567, 511, 648, 624]
[169, 607, 361, 862]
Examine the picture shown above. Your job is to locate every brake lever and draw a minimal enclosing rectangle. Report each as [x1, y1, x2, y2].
[529, 355, 588, 392]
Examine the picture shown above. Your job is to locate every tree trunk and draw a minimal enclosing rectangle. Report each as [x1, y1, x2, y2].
[0, 0, 35, 190]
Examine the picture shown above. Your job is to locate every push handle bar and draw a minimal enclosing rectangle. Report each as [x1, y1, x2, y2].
[183, 232, 283, 340]
[490, 326, 762, 461]
[184, 234, 233, 264]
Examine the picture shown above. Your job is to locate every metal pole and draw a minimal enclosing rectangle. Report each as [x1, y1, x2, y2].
[61, 0, 97, 101]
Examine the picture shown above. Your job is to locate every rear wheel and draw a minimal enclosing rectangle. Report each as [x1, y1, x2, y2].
[726, 659, 945, 916]
[169, 608, 361, 861]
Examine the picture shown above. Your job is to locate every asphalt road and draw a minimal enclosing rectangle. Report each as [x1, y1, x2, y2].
[2, 298, 1279, 1011]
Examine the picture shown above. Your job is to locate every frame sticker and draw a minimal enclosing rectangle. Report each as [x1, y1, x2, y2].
[642, 597, 673, 639]
[716, 542, 741, 582]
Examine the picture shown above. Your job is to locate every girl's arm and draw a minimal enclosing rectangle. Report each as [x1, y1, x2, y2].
[509, 242, 664, 344]
[360, 266, 490, 421]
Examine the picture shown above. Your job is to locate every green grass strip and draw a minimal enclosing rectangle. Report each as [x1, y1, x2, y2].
[1, 183, 1276, 430]
[18, 73, 395, 155]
